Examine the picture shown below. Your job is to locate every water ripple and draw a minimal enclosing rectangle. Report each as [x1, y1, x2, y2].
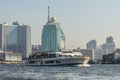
[0, 64, 120, 80]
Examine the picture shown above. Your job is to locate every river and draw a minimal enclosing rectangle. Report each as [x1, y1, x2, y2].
[0, 64, 120, 80]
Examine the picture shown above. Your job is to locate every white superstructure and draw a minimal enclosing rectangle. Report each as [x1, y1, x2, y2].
[27, 51, 90, 67]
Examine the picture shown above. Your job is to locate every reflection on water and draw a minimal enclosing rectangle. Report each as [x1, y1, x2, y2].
[0, 64, 120, 80]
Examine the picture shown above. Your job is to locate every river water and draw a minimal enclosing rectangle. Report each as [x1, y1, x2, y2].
[0, 64, 120, 80]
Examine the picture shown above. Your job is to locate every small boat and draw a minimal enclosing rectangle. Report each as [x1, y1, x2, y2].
[26, 51, 90, 67]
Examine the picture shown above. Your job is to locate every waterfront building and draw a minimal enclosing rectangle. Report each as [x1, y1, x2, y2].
[7, 23, 18, 53]
[41, 7, 65, 52]
[101, 36, 116, 53]
[0, 23, 8, 51]
[114, 48, 120, 59]
[0, 51, 22, 63]
[0, 21, 31, 59]
[86, 39, 97, 50]
[95, 47, 108, 61]
[17, 23, 31, 59]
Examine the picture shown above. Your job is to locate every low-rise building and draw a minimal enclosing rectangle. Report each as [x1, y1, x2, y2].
[0, 51, 23, 64]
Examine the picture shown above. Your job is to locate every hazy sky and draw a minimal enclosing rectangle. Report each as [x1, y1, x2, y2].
[0, 0, 120, 49]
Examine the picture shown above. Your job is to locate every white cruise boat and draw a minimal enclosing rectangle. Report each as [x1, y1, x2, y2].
[26, 51, 90, 67]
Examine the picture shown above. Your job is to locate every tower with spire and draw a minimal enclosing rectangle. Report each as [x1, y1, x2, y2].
[41, 6, 65, 52]
[48, 6, 50, 23]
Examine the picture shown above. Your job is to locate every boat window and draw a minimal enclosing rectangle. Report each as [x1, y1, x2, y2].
[62, 55, 72, 57]
[56, 60, 60, 63]
[29, 61, 36, 63]
[63, 55, 68, 57]
[58, 55, 63, 57]
[62, 51, 73, 53]
[74, 55, 81, 57]
[48, 54, 56, 58]
[67, 55, 72, 57]
[45, 60, 55, 64]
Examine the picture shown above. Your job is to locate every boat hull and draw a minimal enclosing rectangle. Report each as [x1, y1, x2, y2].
[26, 57, 90, 67]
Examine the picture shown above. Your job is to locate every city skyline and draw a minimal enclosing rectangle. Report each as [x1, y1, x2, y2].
[0, 0, 120, 49]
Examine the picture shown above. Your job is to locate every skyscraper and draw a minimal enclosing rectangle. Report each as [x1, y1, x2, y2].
[0, 21, 31, 59]
[0, 23, 8, 51]
[101, 36, 116, 53]
[41, 7, 65, 52]
[86, 39, 97, 50]
[106, 36, 114, 43]
[17, 23, 31, 59]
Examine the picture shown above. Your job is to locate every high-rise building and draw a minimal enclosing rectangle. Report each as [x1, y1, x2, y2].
[0, 23, 8, 51]
[7, 23, 18, 53]
[0, 21, 31, 59]
[17, 24, 31, 59]
[86, 39, 97, 50]
[41, 7, 65, 52]
[101, 36, 116, 53]
[106, 36, 114, 43]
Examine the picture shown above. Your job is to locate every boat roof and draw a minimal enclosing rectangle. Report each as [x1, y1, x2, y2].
[47, 51, 83, 56]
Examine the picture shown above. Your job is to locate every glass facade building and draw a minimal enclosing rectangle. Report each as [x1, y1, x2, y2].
[0, 23, 8, 51]
[17, 25, 31, 59]
[7, 25, 18, 52]
[101, 36, 116, 53]
[0, 22, 31, 59]
[87, 39, 97, 50]
[41, 17, 65, 52]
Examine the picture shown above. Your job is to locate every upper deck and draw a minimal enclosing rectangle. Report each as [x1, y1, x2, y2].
[28, 51, 84, 60]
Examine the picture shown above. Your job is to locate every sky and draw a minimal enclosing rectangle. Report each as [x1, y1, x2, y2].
[0, 0, 120, 49]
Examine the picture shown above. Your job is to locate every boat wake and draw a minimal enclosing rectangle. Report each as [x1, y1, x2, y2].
[76, 64, 91, 67]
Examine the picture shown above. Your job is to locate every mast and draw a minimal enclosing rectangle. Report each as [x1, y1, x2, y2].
[48, 6, 50, 23]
